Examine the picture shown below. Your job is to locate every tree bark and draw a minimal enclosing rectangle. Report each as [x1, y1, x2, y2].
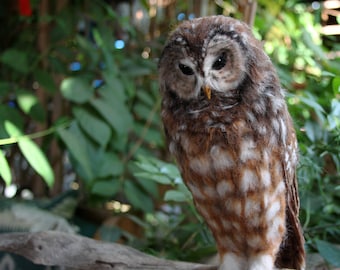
[0, 231, 216, 270]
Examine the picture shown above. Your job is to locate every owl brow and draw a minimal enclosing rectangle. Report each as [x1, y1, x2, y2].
[207, 28, 247, 51]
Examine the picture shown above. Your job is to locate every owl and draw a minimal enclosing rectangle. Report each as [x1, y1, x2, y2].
[159, 16, 305, 270]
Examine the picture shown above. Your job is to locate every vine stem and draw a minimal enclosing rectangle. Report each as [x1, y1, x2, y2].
[123, 97, 161, 163]
[0, 121, 70, 146]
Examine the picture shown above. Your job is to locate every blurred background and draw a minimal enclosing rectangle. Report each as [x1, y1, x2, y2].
[0, 0, 339, 269]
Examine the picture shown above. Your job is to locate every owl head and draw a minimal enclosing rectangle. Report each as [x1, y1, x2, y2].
[159, 16, 279, 105]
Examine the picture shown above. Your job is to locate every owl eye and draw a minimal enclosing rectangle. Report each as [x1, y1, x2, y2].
[212, 52, 227, 70]
[178, 63, 194, 75]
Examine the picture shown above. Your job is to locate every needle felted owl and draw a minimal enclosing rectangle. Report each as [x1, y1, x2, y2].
[159, 16, 305, 270]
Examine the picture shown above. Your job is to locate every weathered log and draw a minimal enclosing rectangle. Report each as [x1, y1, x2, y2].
[0, 231, 216, 270]
[0, 231, 326, 270]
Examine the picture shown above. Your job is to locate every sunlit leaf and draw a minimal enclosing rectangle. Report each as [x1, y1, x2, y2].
[17, 90, 38, 113]
[0, 150, 11, 186]
[16, 89, 46, 122]
[18, 138, 54, 188]
[333, 76, 340, 95]
[0, 106, 24, 140]
[60, 77, 94, 103]
[4, 121, 54, 188]
[302, 30, 328, 62]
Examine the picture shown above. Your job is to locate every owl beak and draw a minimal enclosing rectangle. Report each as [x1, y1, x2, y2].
[203, 85, 211, 100]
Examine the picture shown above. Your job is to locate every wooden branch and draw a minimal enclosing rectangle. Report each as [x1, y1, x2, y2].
[0, 231, 217, 270]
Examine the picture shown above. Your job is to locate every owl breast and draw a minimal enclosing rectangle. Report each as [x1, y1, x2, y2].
[162, 93, 291, 258]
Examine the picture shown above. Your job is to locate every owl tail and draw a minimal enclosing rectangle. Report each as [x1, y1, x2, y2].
[274, 207, 306, 270]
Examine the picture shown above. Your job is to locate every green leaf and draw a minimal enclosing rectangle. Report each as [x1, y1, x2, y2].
[90, 96, 132, 135]
[133, 104, 158, 124]
[60, 77, 94, 103]
[124, 181, 153, 212]
[91, 179, 121, 197]
[136, 91, 155, 108]
[86, 147, 124, 178]
[102, 72, 126, 102]
[92, 87, 133, 135]
[134, 157, 181, 187]
[304, 121, 322, 142]
[0, 49, 29, 73]
[0, 105, 24, 140]
[76, 35, 100, 65]
[73, 107, 111, 147]
[299, 94, 325, 114]
[17, 90, 38, 114]
[134, 156, 181, 181]
[96, 153, 124, 178]
[332, 76, 340, 95]
[301, 30, 328, 62]
[164, 190, 189, 202]
[4, 121, 54, 188]
[58, 122, 93, 181]
[0, 82, 11, 96]
[134, 172, 173, 185]
[0, 150, 12, 186]
[34, 69, 57, 93]
[327, 99, 340, 130]
[135, 159, 159, 174]
[16, 89, 46, 122]
[17, 140, 54, 188]
[135, 177, 158, 197]
[92, 28, 116, 73]
[315, 240, 340, 267]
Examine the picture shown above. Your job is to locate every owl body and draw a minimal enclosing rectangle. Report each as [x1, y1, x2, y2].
[159, 16, 305, 270]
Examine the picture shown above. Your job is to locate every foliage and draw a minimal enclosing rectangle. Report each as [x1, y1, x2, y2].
[0, 0, 339, 268]
[0, 1, 161, 211]
[134, 155, 216, 261]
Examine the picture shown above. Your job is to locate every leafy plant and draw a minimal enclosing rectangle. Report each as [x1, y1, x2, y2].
[0, 1, 162, 212]
[134, 155, 216, 261]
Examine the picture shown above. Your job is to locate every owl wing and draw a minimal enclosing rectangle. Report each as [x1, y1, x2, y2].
[275, 126, 306, 270]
